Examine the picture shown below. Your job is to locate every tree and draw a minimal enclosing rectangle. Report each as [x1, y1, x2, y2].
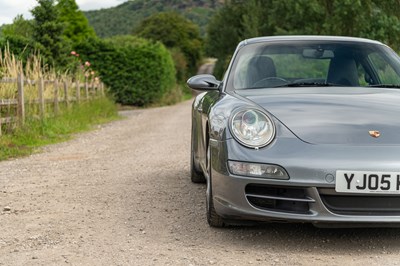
[134, 12, 203, 78]
[1, 15, 34, 39]
[31, 0, 71, 67]
[267, 0, 400, 51]
[57, 0, 97, 44]
[206, 0, 400, 78]
[0, 15, 40, 64]
[241, 0, 263, 39]
[84, 0, 221, 38]
[205, 1, 246, 78]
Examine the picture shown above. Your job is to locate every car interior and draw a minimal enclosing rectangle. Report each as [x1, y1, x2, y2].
[326, 56, 360, 86]
[245, 53, 363, 88]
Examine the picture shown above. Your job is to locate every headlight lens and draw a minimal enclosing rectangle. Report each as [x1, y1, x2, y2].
[230, 108, 275, 148]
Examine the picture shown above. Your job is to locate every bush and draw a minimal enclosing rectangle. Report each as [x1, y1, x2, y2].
[76, 36, 176, 106]
[0, 35, 44, 66]
[169, 47, 188, 82]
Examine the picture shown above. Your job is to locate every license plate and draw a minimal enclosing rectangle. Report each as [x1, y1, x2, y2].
[336, 170, 400, 194]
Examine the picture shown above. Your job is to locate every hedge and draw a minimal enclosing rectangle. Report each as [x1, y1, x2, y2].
[76, 36, 176, 106]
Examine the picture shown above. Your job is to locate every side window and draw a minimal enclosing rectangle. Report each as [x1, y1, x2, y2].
[233, 55, 253, 89]
[369, 53, 400, 84]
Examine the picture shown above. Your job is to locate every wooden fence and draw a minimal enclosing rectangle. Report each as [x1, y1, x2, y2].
[0, 73, 105, 135]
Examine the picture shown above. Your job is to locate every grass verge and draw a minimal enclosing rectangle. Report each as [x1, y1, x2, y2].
[0, 97, 119, 161]
[154, 83, 193, 107]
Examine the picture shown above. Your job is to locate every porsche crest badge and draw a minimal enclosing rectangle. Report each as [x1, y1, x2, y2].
[369, 130, 380, 138]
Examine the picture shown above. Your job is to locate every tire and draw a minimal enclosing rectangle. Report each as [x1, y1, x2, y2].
[206, 141, 225, 227]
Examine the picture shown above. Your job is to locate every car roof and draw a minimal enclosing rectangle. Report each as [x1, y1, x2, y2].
[240, 35, 384, 47]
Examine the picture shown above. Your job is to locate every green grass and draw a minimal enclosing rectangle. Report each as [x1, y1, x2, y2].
[0, 97, 119, 160]
[153, 83, 193, 107]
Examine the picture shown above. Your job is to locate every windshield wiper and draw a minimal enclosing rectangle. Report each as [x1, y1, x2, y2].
[273, 82, 341, 88]
[368, 84, 400, 88]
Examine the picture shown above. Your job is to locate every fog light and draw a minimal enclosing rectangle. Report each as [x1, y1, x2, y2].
[228, 161, 289, 180]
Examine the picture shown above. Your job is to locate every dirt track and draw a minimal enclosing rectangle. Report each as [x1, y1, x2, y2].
[1, 100, 400, 265]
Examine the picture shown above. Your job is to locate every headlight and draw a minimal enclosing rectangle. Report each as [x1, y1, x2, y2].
[228, 161, 289, 180]
[230, 108, 275, 148]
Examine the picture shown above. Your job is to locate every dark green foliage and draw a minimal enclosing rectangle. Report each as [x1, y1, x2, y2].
[169, 48, 188, 83]
[57, 0, 97, 43]
[0, 0, 97, 72]
[76, 36, 176, 106]
[0, 35, 43, 66]
[206, 1, 245, 79]
[0, 15, 44, 72]
[1, 15, 34, 39]
[135, 12, 203, 77]
[206, 0, 400, 78]
[84, 0, 222, 38]
[31, 0, 72, 68]
[267, 0, 400, 51]
[0, 16, 42, 72]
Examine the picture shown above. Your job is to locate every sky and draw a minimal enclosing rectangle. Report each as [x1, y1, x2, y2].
[0, 0, 125, 25]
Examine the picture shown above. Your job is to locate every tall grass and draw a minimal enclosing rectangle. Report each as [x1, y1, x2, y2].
[0, 46, 119, 160]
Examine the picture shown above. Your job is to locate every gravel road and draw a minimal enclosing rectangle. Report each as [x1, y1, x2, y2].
[1, 100, 400, 265]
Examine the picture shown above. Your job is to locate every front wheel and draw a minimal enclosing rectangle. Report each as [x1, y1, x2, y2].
[206, 141, 225, 227]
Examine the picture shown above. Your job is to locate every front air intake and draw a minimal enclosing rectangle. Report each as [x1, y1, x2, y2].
[245, 184, 314, 214]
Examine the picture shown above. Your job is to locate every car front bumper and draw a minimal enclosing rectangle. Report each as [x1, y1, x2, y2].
[211, 138, 400, 226]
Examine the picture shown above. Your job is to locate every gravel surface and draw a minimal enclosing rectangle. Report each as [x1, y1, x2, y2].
[1, 100, 400, 265]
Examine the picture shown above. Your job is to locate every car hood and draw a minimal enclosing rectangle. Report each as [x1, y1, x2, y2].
[236, 87, 400, 145]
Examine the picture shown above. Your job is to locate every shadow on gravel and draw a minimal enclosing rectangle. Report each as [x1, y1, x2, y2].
[219, 224, 400, 254]
[179, 172, 400, 255]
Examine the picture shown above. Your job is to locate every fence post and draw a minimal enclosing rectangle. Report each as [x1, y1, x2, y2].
[63, 80, 69, 108]
[54, 79, 59, 115]
[38, 77, 45, 119]
[100, 82, 105, 97]
[75, 80, 80, 104]
[17, 73, 25, 125]
[85, 77, 89, 100]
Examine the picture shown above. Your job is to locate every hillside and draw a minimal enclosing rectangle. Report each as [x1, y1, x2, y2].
[84, 0, 223, 38]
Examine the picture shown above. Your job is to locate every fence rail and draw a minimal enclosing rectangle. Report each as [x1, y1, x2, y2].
[0, 73, 105, 135]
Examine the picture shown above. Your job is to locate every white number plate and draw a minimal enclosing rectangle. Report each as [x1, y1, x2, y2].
[336, 170, 400, 194]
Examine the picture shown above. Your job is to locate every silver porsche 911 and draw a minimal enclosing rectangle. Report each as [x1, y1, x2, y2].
[188, 36, 400, 228]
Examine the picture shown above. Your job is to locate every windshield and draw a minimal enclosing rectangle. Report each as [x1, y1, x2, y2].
[227, 40, 400, 90]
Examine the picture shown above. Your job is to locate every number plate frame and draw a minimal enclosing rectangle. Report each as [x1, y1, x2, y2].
[336, 170, 400, 194]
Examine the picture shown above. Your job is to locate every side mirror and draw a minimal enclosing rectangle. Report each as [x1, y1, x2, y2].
[187, 74, 220, 91]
